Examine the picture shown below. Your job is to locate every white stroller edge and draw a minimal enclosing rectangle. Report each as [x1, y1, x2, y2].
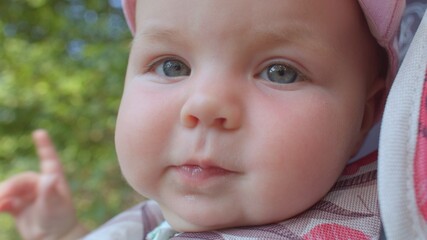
[379, 9, 427, 240]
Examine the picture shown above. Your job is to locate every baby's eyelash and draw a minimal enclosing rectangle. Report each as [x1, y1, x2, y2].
[144, 59, 164, 72]
[144, 57, 184, 72]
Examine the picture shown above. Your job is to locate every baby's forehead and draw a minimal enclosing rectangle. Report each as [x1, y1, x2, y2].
[136, 1, 376, 60]
[138, 2, 368, 41]
[136, 0, 365, 28]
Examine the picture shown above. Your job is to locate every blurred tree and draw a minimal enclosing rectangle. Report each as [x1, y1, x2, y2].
[0, 0, 143, 238]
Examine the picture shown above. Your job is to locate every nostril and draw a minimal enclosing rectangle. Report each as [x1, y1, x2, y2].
[183, 115, 199, 128]
[214, 118, 227, 127]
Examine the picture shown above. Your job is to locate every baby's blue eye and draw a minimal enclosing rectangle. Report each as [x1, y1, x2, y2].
[155, 59, 191, 77]
[260, 64, 299, 84]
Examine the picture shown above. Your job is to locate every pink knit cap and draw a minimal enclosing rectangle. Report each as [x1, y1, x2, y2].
[121, 0, 405, 88]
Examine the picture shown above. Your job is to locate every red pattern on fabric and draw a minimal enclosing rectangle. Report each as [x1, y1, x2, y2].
[414, 68, 427, 221]
[303, 223, 369, 240]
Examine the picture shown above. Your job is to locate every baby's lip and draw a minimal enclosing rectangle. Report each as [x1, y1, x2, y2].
[172, 159, 239, 183]
[177, 165, 231, 176]
[178, 158, 236, 173]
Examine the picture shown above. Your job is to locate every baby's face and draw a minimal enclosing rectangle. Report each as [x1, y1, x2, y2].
[116, 0, 382, 232]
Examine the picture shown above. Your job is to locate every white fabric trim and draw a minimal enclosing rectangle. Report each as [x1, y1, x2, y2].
[378, 10, 427, 240]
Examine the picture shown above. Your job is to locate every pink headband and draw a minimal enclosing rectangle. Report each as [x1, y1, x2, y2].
[122, 0, 136, 35]
[357, 0, 406, 88]
[121, 0, 405, 87]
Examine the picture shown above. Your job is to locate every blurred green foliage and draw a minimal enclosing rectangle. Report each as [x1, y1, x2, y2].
[0, 0, 144, 238]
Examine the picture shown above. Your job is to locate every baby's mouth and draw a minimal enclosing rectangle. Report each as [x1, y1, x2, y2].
[172, 162, 237, 186]
[178, 165, 231, 177]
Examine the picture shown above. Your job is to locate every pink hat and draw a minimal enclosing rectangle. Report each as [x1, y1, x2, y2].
[358, 0, 406, 89]
[121, 0, 405, 89]
[122, 0, 136, 35]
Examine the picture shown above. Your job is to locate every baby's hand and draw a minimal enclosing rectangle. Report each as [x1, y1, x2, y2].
[0, 129, 87, 240]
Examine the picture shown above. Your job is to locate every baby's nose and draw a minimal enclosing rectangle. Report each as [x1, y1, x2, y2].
[180, 91, 242, 130]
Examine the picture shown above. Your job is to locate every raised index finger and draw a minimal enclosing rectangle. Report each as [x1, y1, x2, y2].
[32, 129, 63, 175]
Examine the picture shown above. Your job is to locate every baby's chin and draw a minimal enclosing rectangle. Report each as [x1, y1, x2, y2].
[160, 206, 240, 232]
[165, 216, 221, 232]
[159, 203, 299, 232]
[166, 217, 254, 232]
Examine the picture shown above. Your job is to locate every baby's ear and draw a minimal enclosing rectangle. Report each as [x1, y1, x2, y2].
[352, 78, 386, 155]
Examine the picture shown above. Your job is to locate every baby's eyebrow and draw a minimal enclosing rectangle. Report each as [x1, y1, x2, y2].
[133, 24, 333, 57]
[136, 29, 176, 41]
[250, 24, 332, 56]
[133, 27, 187, 47]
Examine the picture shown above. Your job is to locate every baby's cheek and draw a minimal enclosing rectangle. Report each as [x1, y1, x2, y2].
[115, 102, 173, 196]
[255, 98, 350, 215]
[256, 159, 344, 223]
